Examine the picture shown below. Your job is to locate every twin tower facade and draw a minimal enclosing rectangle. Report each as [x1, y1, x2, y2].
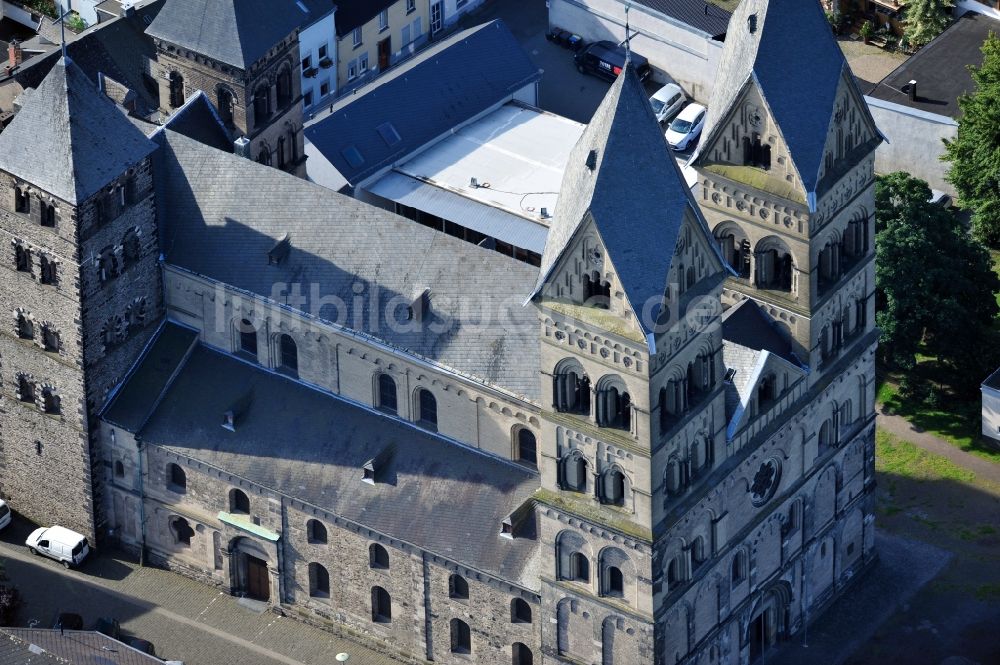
[0, 1, 879, 664]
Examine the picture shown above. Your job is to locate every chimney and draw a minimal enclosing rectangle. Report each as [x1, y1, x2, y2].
[8, 41, 23, 69]
[234, 136, 251, 158]
[907, 79, 917, 102]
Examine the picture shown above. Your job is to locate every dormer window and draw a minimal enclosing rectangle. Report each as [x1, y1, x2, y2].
[362, 445, 395, 485]
[222, 391, 253, 432]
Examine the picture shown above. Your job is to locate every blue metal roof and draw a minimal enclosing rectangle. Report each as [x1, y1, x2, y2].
[304, 20, 540, 187]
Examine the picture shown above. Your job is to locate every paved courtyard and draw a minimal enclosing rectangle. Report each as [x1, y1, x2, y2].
[0, 517, 400, 665]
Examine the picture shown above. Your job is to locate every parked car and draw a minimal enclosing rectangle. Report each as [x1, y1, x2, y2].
[0, 500, 11, 531]
[51, 612, 83, 631]
[94, 617, 121, 640]
[574, 40, 651, 81]
[25, 525, 90, 569]
[665, 102, 707, 151]
[649, 83, 685, 123]
[127, 638, 156, 657]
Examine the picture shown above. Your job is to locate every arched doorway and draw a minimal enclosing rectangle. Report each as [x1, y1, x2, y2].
[746, 584, 791, 663]
[229, 537, 271, 602]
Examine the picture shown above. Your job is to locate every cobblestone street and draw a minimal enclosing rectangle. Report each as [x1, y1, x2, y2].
[0, 517, 401, 665]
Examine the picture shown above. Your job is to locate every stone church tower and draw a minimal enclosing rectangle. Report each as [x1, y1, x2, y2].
[146, 0, 307, 176]
[531, 0, 881, 661]
[0, 57, 164, 541]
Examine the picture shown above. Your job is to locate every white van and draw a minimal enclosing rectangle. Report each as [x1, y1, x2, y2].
[0, 500, 11, 531]
[26, 525, 90, 569]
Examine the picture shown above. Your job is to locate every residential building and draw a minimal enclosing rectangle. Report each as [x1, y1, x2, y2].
[298, 1, 338, 111]
[547, 0, 730, 102]
[0, 1, 878, 663]
[334, 0, 431, 94]
[866, 10, 1000, 196]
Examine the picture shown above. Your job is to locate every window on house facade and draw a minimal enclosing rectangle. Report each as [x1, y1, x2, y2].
[16, 311, 33, 340]
[40, 255, 57, 285]
[371, 586, 391, 622]
[406, 0, 416, 12]
[348, 61, 358, 80]
[553, 363, 590, 415]
[17, 375, 34, 403]
[604, 566, 624, 598]
[731, 550, 747, 586]
[595, 382, 630, 430]
[449, 574, 469, 600]
[114, 460, 125, 478]
[278, 334, 297, 375]
[276, 69, 293, 109]
[561, 453, 587, 493]
[253, 85, 270, 123]
[97, 246, 119, 283]
[359, 53, 369, 74]
[239, 319, 258, 357]
[416, 388, 437, 430]
[14, 187, 29, 214]
[41, 202, 56, 227]
[512, 643, 533, 665]
[378, 9, 388, 31]
[566, 552, 589, 582]
[168, 463, 186, 492]
[369, 543, 389, 569]
[217, 87, 234, 127]
[41, 386, 59, 414]
[122, 229, 141, 270]
[600, 468, 626, 506]
[308, 562, 330, 598]
[515, 428, 536, 466]
[277, 137, 287, 169]
[307, 519, 327, 544]
[230, 488, 250, 515]
[171, 517, 194, 546]
[450, 619, 471, 654]
[377, 374, 397, 414]
[353, 27, 363, 47]
[169, 71, 185, 108]
[41, 325, 59, 352]
[511, 598, 532, 624]
[304, 90, 313, 107]
[15, 244, 31, 273]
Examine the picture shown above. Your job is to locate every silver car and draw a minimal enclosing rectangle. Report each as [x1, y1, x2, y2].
[649, 83, 685, 124]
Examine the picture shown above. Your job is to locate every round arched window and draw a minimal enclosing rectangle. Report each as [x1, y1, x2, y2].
[749, 458, 781, 506]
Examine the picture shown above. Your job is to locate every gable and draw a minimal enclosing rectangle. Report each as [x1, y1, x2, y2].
[724, 349, 805, 437]
[814, 70, 882, 197]
[694, 80, 808, 206]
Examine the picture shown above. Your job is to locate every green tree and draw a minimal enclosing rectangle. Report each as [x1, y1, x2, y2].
[944, 34, 1000, 246]
[875, 173, 999, 390]
[903, 0, 954, 47]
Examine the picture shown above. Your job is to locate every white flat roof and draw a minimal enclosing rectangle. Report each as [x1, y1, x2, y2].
[393, 103, 585, 226]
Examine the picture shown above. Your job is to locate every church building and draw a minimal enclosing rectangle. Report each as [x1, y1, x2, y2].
[0, 1, 878, 663]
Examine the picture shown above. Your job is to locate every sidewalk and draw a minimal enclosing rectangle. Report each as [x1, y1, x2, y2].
[876, 408, 1000, 485]
[1, 527, 402, 665]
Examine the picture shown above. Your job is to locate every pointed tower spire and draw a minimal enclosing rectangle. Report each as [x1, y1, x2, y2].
[0, 58, 156, 204]
[529, 62, 724, 344]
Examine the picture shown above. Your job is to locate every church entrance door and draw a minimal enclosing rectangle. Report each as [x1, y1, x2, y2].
[245, 555, 269, 601]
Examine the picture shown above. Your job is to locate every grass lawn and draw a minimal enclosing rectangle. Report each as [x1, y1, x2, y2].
[876, 429, 975, 483]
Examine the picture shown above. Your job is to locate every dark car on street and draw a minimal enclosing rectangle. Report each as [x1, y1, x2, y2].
[574, 40, 651, 81]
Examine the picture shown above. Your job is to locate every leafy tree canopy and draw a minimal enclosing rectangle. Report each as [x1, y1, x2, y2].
[875, 172, 999, 386]
[943, 34, 1000, 246]
[903, 0, 954, 47]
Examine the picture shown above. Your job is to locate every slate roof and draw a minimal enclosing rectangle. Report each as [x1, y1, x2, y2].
[867, 11, 999, 120]
[158, 90, 234, 152]
[333, 0, 398, 37]
[630, 0, 731, 38]
[697, 0, 850, 195]
[0, 630, 66, 664]
[120, 344, 542, 587]
[0, 57, 157, 204]
[145, 0, 311, 70]
[154, 129, 541, 400]
[721, 298, 800, 366]
[531, 61, 721, 339]
[1, 629, 162, 665]
[304, 20, 540, 187]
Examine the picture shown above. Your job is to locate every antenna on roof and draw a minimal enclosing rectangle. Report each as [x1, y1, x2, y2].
[624, 4, 632, 65]
[57, 1, 69, 62]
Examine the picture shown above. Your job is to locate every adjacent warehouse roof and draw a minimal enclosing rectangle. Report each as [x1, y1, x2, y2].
[366, 103, 585, 254]
[107, 341, 542, 587]
[867, 11, 1000, 119]
[304, 20, 540, 187]
[146, 0, 330, 70]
